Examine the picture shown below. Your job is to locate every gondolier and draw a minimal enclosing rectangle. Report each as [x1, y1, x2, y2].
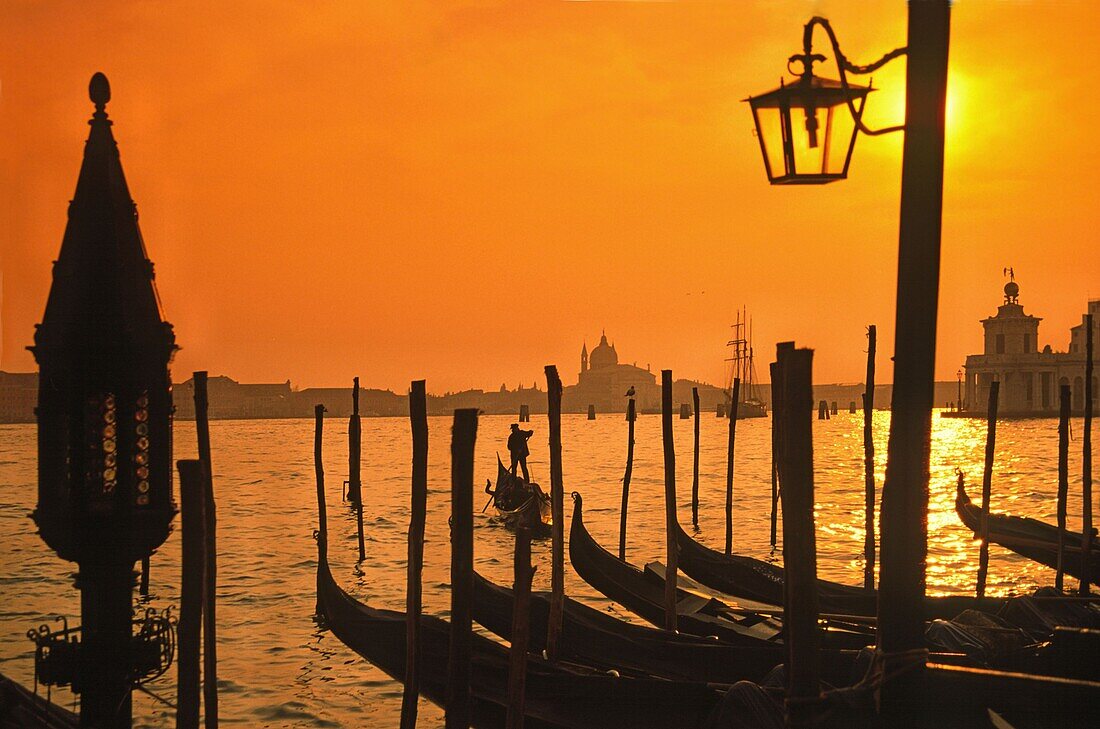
[507, 423, 534, 481]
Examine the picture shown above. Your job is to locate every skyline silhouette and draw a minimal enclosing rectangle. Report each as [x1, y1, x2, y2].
[1, 2, 1097, 393]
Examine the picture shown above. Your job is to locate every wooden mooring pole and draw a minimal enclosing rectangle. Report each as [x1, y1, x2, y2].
[661, 370, 678, 632]
[691, 386, 700, 528]
[769, 362, 780, 548]
[976, 381, 999, 599]
[1057, 384, 1071, 592]
[725, 378, 740, 556]
[177, 459, 207, 729]
[446, 409, 477, 729]
[1081, 313, 1094, 595]
[863, 326, 877, 591]
[400, 381, 428, 729]
[776, 347, 820, 729]
[313, 404, 326, 615]
[193, 372, 219, 729]
[350, 378, 365, 562]
[544, 365, 565, 661]
[348, 377, 362, 502]
[619, 397, 636, 561]
[506, 527, 533, 729]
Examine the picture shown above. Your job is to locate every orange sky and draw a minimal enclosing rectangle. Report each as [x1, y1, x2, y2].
[1, 1, 1097, 393]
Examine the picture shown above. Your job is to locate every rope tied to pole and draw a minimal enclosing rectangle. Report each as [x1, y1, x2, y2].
[806, 647, 930, 719]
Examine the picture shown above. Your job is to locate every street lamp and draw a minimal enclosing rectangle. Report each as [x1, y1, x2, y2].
[746, 3, 952, 705]
[30, 73, 177, 727]
[745, 17, 905, 185]
[957, 368, 964, 411]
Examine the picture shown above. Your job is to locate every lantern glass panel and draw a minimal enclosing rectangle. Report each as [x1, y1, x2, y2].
[747, 76, 870, 185]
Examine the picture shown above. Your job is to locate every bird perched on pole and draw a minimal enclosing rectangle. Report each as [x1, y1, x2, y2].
[625, 386, 636, 397]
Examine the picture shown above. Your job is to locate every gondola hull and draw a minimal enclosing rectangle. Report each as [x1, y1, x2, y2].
[567, 492, 875, 649]
[471, 571, 865, 686]
[316, 531, 721, 728]
[956, 480, 1100, 587]
[492, 458, 551, 535]
[674, 522, 1005, 620]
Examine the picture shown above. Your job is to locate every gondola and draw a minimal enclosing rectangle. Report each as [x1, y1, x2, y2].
[956, 474, 1100, 587]
[0, 673, 78, 729]
[568, 492, 875, 649]
[674, 521, 1005, 620]
[315, 494, 723, 728]
[471, 571, 867, 686]
[485, 456, 551, 535]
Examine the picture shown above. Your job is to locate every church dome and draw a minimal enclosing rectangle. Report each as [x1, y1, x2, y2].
[589, 332, 618, 370]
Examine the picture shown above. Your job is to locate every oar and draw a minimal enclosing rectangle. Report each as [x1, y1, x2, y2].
[481, 479, 496, 512]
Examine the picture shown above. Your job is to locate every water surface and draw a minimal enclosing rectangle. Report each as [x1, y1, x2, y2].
[0, 412, 1092, 726]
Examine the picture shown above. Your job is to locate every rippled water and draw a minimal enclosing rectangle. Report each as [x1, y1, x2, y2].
[0, 411, 1093, 727]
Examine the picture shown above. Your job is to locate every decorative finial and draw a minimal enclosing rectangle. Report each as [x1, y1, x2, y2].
[89, 72, 110, 111]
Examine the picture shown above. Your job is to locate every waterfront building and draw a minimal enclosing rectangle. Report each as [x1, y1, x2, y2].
[566, 332, 660, 412]
[962, 280, 1098, 416]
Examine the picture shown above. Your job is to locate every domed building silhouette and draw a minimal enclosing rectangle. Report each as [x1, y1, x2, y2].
[567, 331, 659, 412]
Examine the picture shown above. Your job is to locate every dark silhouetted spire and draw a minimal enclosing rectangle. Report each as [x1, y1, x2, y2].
[32, 73, 176, 566]
[35, 72, 175, 366]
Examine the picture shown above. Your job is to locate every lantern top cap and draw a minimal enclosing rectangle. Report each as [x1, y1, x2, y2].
[744, 75, 872, 109]
[89, 72, 110, 110]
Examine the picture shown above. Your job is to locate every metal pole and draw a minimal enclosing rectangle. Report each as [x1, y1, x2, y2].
[877, 0, 951, 668]
[1081, 314, 1094, 594]
[77, 562, 135, 728]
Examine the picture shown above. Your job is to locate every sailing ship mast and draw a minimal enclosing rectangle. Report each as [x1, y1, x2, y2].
[725, 308, 765, 417]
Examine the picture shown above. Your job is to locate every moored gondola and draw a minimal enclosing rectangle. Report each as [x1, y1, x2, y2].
[315, 490, 723, 728]
[568, 492, 875, 649]
[956, 475, 1100, 587]
[471, 570, 867, 686]
[0, 673, 78, 729]
[674, 521, 1006, 620]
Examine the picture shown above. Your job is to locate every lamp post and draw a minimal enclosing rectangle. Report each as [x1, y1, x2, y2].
[957, 368, 964, 412]
[30, 73, 177, 728]
[746, 0, 952, 704]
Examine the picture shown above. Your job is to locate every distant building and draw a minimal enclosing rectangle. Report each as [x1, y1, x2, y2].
[565, 332, 659, 412]
[962, 279, 1098, 416]
[175, 375, 295, 419]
